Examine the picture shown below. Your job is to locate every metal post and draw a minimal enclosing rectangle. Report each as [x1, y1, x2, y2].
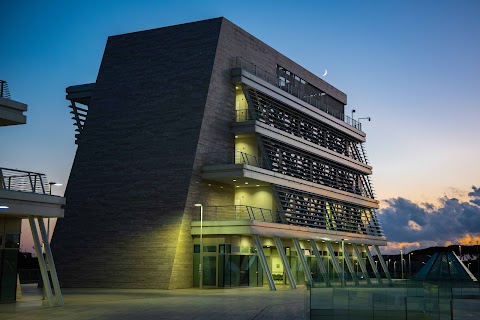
[252, 235, 276, 290]
[37, 218, 64, 306]
[400, 249, 404, 280]
[342, 239, 345, 286]
[194, 204, 203, 289]
[409, 253, 412, 278]
[273, 236, 296, 289]
[28, 217, 54, 307]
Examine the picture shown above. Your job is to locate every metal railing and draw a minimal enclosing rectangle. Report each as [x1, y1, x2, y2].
[195, 205, 280, 223]
[203, 150, 264, 168]
[235, 109, 255, 122]
[0, 80, 11, 99]
[0, 167, 49, 194]
[232, 57, 362, 131]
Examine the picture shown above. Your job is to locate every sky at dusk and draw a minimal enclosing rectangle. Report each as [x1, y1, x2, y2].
[1, 0, 479, 254]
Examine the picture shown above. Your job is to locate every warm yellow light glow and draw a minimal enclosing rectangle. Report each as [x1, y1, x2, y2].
[233, 179, 237, 182]
[235, 86, 238, 89]
[245, 182, 248, 185]
[256, 185, 260, 187]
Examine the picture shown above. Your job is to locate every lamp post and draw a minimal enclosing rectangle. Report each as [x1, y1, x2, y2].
[375, 260, 378, 270]
[351, 109, 356, 121]
[459, 245, 462, 257]
[409, 253, 413, 278]
[394, 261, 397, 278]
[194, 204, 203, 289]
[400, 249, 404, 280]
[358, 117, 371, 123]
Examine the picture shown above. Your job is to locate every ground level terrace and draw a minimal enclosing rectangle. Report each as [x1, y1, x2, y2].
[191, 219, 392, 290]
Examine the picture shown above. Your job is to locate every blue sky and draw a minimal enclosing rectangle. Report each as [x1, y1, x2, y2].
[1, 0, 479, 253]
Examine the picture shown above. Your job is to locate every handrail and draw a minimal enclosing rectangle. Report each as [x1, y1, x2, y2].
[232, 57, 362, 131]
[194, 205, 280, 223]
[0, 167, 49, 194]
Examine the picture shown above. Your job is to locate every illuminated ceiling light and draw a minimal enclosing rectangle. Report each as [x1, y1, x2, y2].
[0, 206, 9, 209]
[256, 185, 260, 187]
[244, 182, 248, 184]
[235, 86, 238, 89]
[235, 135, 238, 138]
[220, 186, 223, 189]
[335, 242, 339, 244]
[236, 186, 239, 188]
[208, 184, 212, 186]
[233, 179, 237, 182]
[321, 241, 325, 243]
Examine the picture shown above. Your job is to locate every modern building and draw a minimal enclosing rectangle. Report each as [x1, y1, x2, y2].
[53, 17, 390, 290]
[0, 80, 64, 305]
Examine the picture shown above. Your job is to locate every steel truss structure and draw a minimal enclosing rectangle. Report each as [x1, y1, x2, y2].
[275, 186, 384, 237]
[243, 86, 368, 164]
[260, 136, 375, 198]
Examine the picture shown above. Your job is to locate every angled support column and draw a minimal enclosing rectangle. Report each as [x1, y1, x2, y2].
[273, 236, 296, 289]
[311, 241, 331, 287]
[37, 218, 64, 306]
[292, 239, 313, 285]
[352, 244, 371, 285]
[342, 244, 359, 285]
[28, 217, 54, 307]
[252, 235, 276, 291]
[365, 245, 383, 284]
[373, 245, 392, 284]
[325, 241, 344, 282]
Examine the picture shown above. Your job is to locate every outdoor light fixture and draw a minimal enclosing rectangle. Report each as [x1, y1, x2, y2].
[351, 109, 356, 119]
[48, 182, 63, 195]
[194, 204, 203, 289]
[358, 117, 371, 122]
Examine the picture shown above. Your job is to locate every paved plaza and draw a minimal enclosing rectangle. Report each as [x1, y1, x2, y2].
[0, 284, 305, 320]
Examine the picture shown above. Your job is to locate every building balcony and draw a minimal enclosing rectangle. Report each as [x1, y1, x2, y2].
[193, 205, 280, 223]
[231, 57, 363, 133]
[202, 162, 378, 209]
[0, 168, 65, 218]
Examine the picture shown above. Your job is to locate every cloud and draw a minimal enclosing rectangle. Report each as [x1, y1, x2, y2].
[378, 185, 480, 247]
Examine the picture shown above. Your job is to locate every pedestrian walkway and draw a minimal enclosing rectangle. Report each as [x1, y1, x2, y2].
[0, 284, 305, 320]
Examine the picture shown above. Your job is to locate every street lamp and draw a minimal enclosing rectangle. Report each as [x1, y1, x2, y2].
[394, 261, 397, 278]
[351, 109, 356, 120]
[358, 117, 371, 123]
[400, 249, 404, 280]
[459, 245, 462, 257]
[194, 204, 204, 289]
[409, 253, 413, 278]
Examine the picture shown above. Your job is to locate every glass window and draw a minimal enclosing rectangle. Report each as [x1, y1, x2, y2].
[204, 246, 216, 253]
[194, 244, 200, 253]
[5, 234, 20, 249]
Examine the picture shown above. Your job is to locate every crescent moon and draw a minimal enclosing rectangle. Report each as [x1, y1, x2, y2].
[322, 69, 328, 77]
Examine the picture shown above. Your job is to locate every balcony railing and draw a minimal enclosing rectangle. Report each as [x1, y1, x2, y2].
[232, 57, 361, 131]
[194, 205, 280, 223]
[0, 167, 49, 194]
[203, 150, 264, 168]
